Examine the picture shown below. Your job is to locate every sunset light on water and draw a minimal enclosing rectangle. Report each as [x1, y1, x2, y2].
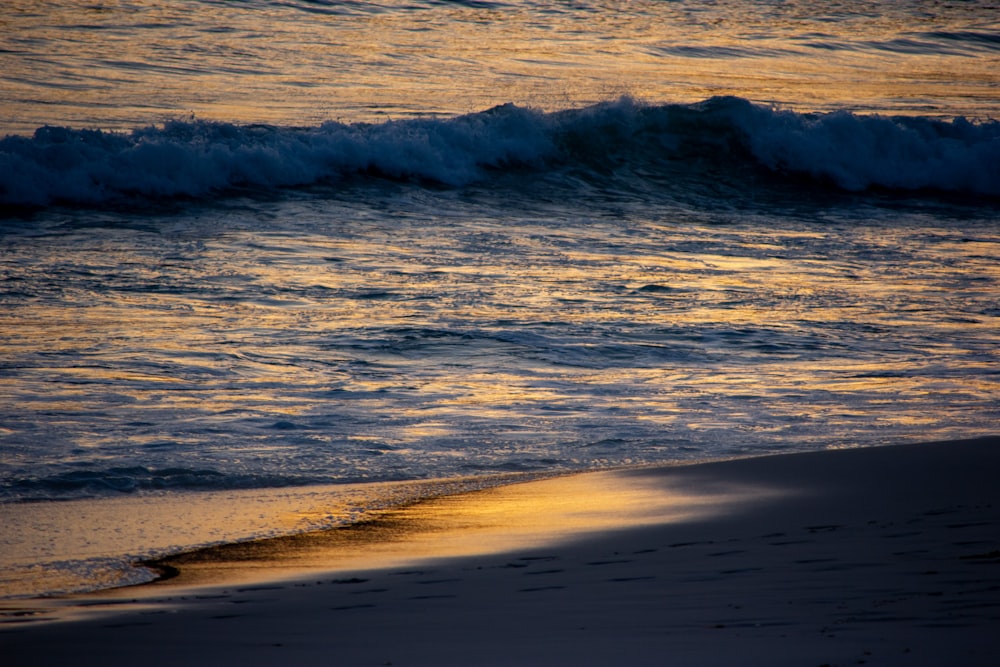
[1, 4, 998, 660]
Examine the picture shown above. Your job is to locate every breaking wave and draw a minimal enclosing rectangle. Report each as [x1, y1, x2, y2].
[1, 96, 998, 208]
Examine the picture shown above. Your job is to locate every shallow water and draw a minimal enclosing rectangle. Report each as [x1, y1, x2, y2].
[3, 183, 997, 503]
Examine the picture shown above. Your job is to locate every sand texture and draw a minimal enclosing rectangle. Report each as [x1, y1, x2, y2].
[2, 437, 999, 666]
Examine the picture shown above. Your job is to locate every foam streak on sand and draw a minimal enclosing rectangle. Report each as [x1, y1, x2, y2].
[2, 437, 1000, 666]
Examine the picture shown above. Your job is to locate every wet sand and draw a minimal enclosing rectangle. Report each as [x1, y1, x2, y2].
[2, 437, 999, 666]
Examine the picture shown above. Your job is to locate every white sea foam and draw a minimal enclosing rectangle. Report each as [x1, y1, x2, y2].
[2, 98, 997, 208]
[0, 105, 551, 207]
[734, 101, 1000, 193]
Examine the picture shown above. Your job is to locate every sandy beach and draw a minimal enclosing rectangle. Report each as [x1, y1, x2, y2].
[2, 436, 999, 666]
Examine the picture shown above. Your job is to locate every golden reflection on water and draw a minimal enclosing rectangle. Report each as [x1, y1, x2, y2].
[0, 208, 996, 615]
[2, 0, 997, 133]
[1, 215, 996, 469]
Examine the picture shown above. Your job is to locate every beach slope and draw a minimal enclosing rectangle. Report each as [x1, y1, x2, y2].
[3, 437, 999, 666]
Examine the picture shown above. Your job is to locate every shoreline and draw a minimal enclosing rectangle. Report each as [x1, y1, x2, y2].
[0, 471, 553, 601]
[3, 436, 999, 665]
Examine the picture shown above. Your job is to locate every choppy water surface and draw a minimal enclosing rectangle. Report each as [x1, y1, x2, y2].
[2, 183, 997, 501]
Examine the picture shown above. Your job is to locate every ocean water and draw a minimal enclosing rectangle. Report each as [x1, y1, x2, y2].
[1, 0, 999, 599]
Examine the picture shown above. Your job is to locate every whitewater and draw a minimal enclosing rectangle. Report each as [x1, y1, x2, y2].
[3, 96, 1000, 207]
[1, 0, 998, 598]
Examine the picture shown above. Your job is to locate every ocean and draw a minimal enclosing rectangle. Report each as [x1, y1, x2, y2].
[1, 0, 998, 599]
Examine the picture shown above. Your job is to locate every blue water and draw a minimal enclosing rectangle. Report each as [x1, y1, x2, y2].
[0, 0, 998, 598]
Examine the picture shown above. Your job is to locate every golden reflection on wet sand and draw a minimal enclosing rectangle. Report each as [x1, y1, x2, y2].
[136, 467, 781, 593]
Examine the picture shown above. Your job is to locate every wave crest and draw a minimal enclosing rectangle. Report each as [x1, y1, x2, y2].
[2, 97, 998, 208]
[728, 98, 1000, 194]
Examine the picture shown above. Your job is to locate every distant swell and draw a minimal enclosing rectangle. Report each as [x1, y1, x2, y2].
[2, 97, 998, 208]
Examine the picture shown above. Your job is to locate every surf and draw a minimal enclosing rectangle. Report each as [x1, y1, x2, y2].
[2, 97, 998, 210]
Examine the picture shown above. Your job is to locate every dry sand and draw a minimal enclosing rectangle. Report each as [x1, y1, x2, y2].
[2, 437, 999, 666]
